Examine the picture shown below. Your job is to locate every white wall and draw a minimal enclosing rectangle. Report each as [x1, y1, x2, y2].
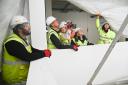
[53, 11, 99, 43]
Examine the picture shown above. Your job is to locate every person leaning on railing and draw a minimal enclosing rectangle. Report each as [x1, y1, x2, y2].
[71, 28, 94, 46]
[2, 16, 52, 85]
[46, 16, 78, 51]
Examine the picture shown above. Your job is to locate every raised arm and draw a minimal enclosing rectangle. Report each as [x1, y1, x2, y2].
[96, 11, 101, 30]
[96, 16, 101, 29]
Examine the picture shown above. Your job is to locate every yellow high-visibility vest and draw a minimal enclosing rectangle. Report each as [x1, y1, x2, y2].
[2, 33, 32, 84]
[47, 28, 60, 49]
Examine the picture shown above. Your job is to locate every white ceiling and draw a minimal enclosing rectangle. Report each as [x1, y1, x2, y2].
[52, 0, 84, 12]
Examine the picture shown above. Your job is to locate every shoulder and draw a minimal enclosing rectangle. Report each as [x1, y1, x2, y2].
[4, 40, 24, 51]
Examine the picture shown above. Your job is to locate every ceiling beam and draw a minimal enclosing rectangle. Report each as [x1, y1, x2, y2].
[62, 2, 70, 12]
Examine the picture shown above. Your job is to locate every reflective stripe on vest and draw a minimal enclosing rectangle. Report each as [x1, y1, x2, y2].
[99, 36, 112, 44]
[2, 33, 32, 84]
[48, 28, 60, 49]
[98, 28, 116, 44]
[11, 81, 26, 85]
[3, 60, 29, 65]
[73, 38, 88, 46]
[59, 33, 71, 45]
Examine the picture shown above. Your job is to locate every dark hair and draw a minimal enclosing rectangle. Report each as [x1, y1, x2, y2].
[74, 32, 87, 43]
[102, 23, 110, 30]
[74, 32, 79, 42]
[67, 22, 76, 29]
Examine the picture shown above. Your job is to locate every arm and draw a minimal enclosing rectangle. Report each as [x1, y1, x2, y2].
[82, 35, 94, 45]
[31, 47, 42, 52]
[96, 16, 101, 29]
[50, 34, 72, 49]
[110, 31, 116, 39]
[5, 40, 46, 62]
[71, 39, 76, 45]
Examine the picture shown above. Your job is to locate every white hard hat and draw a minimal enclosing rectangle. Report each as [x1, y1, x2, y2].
[59, 21, 67, 28]
[10, 16, 28, 29]
[101, 22, 109, 26]
[66, 20, 72, 23]
[74, 27, 81, 32]
[46, 16, 56, 26]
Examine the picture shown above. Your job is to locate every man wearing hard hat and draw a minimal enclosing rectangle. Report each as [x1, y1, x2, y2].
[2, 16, 52, 85]
[46, 16, 78, 51]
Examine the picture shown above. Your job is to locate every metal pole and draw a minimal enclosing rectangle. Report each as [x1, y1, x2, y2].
[87, 14, 128, 85]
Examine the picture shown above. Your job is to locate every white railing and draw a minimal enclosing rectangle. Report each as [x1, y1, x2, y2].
[27, 42, 128, 85]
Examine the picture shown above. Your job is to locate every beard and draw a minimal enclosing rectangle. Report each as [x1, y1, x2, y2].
[22, 29, 31, 36]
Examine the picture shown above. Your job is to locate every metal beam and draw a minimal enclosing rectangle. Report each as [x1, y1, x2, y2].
[62, 2, 70, 12]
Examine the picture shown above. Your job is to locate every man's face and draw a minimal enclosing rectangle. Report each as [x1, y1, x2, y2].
[22, 23, 31, 36]
[52, 20, 59, 31]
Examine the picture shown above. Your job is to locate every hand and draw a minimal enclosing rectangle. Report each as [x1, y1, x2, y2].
[43, 49, 51, 57]
[72, 45, 78, 51]
[75, 44, 79, 47]
[96, 10, 101, 16]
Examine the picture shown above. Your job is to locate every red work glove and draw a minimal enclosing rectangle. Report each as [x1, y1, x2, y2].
[72, 45, 78, 51]
[43, 49, 51, 57]
[74, 44, 79, 47]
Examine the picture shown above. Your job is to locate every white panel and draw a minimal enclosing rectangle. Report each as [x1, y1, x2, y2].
[27, 58, 58, 85]
[27, 0, 57, 85]
[93, 42, 128, 84]
[29, 0, 47, 50]
[67, 0, 128, 37]
[27, 42, 128, 85]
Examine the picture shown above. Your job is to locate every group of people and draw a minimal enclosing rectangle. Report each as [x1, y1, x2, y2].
[46, 13, 116, 51]
[0, 11, 116, 85]
[46, 16, 94, 51]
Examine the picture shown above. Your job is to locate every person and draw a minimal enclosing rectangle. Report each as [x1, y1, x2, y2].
[71, 28, 93, 46]
[66, 20, 75, 40]
[46, 16, 78, 51]
[2, 16, 52, 85]
[59, 21, 71, 45]
[96, 11, 116, 44]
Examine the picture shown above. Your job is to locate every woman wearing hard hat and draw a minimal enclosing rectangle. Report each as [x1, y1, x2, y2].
[71, 28, 93, 46]
[59, 21, 71, 45]
[2, 16, 52, 85]
[96, 11, 116, 44]
[46, 16, 78, 51]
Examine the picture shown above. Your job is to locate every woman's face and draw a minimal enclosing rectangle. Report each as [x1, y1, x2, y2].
[71, 31, 75, 38]
[77, 30, 84, 36]
[61, 27, 67, 33]
[104, 23, 110, 30]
